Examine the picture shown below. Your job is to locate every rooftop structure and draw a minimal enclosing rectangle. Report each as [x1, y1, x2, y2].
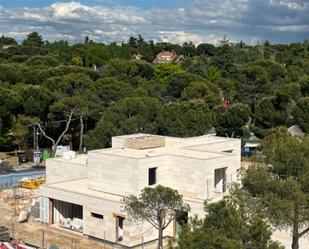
[153, 50, 184, 64]
[40, 133, 241, 247]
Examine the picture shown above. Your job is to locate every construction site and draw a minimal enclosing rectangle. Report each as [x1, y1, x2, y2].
[0, 185, 167, 249]
[0, 186, 135, 249]
[0, 151, 118, 249]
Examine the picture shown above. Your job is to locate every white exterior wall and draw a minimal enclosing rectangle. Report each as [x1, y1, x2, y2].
[87, 153, 141, 196]
[46, 159, 87, 183]
[40, 185, 174, 247]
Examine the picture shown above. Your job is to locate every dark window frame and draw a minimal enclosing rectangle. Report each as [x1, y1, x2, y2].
[148, 167, 157, 185]
[91, 212, 104, 219]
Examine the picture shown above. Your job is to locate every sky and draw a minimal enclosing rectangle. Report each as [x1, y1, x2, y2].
[0, 0, 308, 45]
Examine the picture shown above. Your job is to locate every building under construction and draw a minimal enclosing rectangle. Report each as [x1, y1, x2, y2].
[40, 134, 241, 247]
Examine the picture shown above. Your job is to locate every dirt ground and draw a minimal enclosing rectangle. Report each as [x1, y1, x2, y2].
[0, 187, 163, 249]
[0, 187, 115, 249]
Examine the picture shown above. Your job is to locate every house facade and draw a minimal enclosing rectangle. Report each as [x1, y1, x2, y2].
[153, 51, 184, 64]
[40, 134, 241, 247]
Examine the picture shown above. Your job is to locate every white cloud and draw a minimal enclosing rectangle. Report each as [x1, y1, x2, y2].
[157, 31, 221, 45]
[0, 0, 308, 44]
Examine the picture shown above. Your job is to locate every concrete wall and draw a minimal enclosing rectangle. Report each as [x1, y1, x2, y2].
[139, 153, 239, 201]
[87, 140, 240, 201]
[46, 158, 87, 183]
[87, 152, 141, 196]
[40, 185, 174, 247]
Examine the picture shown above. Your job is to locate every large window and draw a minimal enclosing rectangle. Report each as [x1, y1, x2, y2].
[148, 167, 157, 185]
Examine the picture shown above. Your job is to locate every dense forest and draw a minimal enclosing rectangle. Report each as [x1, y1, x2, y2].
[0, 32, 308, 152]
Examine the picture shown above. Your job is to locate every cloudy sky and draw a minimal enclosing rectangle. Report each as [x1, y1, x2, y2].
[0, 0, 308, 45]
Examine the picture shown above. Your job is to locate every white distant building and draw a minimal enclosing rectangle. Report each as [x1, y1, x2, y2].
[288, 125, 305, 137]
[40, 134, 241, 247]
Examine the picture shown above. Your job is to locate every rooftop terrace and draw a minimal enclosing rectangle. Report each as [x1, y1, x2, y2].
[90, 134, 238, 160]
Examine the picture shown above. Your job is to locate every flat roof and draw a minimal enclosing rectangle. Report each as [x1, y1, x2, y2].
[49, 154, 87, 166]
[42, 178, 122, 202]
[41, 178, 205, 204]
[91, 134, 239, 160]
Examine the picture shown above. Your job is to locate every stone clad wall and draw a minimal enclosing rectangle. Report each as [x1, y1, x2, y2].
[124, 136, 165, 150]
[87, 153, 141, 196]
[40, 185, 173, 247]
[46, 159, 87, 183]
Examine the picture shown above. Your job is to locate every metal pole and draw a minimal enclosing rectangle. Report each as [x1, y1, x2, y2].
[141, 236, 144, 249]
[33, 126, 36, 150]
[36, 127, 39, 151]
[41, 230, 45, 249]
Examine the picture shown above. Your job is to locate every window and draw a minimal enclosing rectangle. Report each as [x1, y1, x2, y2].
[91, 212, 103, 219]
[214, 167, 227, 193]
[148, 167, 157, 185]
[175, 211, 188, 237]
[115, 216, 125, 242]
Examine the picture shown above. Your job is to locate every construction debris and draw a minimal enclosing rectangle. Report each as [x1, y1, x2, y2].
[17, 211, 28, 223]
[0, 226, 10, 242]
[59, 218, 83, 233]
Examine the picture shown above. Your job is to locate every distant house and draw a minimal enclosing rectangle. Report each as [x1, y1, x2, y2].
[288, 125, 305, 137]
[242, 132, 261, 156]
[92, 64, 104, 75]
[1, 45, 15, 49]
[132, 53, 142, 60]
[153, 50, 184, 64]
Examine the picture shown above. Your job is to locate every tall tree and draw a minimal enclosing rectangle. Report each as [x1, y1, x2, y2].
[292, 97, 309, 133]
[122, 185, 190, 249]
[0, 35, 17, 46]
[85, 97, 161, 149]
[0, 83, 20, 136]
[35, 107, 76, 157]
[237, 65, 271, 111]
[22, 32, 44, 47]
[175, 200, 283, 249]
[46, 73, 96, 153]
[157, 101, 213, 137]
[241, 128, 309, 249]
[214, 103, 251, 138]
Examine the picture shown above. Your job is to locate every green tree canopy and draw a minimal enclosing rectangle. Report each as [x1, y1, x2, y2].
[122, 185, 190, 249]
[176, 200, 283, 249]
[0, 83, 20, 138]
[292, 97, 309, 133]
[17, 84, 53, 120]
[152, 64, 185, 84]
[23, 32, 44, 47]
[94, 77, 136, 107]
[24, 55, 60, 67]
[214, 103, 251, 138]
[181, 81, 221, 107]
[236, 65, 271, 110]
[164, 72, 197, 99]
[241, 128, 309, 249]
[157, 101, 213, 137]
[0, 35, 17, 46]
[85, 97, 162, 149]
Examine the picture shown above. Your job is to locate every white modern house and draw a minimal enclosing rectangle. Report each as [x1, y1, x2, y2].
[40, 134, 241, 247]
